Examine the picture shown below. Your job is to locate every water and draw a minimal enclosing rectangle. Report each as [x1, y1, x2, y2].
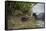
[36, 20, 44, 27]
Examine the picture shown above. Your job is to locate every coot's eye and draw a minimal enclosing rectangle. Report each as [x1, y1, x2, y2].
[21, 17, 28, 22]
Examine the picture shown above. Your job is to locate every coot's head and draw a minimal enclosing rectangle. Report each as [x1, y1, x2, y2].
[21, 16, 28, 22]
